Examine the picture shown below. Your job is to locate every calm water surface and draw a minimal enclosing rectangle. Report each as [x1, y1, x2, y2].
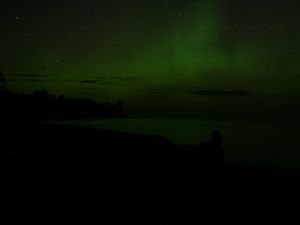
[52, 119, 300, 167]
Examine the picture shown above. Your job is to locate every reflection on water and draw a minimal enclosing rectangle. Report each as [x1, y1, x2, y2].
[50, 119, 300, 167]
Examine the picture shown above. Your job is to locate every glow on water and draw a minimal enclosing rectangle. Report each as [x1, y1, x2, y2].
[52, 119, 300, 167]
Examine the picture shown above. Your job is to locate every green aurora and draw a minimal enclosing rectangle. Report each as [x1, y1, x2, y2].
[1, 0, 299, 118]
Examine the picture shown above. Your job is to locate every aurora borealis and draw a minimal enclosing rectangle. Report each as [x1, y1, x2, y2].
[1, 0, 300, 118]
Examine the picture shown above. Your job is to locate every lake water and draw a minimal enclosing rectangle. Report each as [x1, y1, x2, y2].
[53, 119, 300, 167]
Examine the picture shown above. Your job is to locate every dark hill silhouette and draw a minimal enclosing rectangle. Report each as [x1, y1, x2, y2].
[0, 121, 223, 164]
[0, 89, 124, 120]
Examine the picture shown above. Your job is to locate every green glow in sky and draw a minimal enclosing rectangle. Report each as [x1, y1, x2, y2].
[1, 0, 300, 117]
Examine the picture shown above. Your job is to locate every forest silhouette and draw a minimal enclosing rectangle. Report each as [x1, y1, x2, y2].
[0, 72, 124, 120]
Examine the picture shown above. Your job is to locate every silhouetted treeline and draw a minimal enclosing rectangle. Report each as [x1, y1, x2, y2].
[0, 89, 124, 120]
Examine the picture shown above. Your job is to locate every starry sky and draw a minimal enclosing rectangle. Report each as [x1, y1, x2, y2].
[1, 0, 300, 119]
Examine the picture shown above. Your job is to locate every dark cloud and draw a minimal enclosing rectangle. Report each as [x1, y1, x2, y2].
[21, 78, 53, 83]
[96, 76, 135, 81]
[9, 73, 48, 78]
[79, 80, 99, 84]
[10, 74, 135, 84]
[187, 90, 255, 97]
[150, 88, 255, 97]
[77, 76, 136, 85]
[8, 73, 54, 83]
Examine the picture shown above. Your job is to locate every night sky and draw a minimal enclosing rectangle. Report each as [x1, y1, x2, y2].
[1, 0, 300, 118]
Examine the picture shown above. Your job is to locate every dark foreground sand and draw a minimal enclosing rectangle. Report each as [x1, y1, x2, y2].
[1, 120, 300, 224]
